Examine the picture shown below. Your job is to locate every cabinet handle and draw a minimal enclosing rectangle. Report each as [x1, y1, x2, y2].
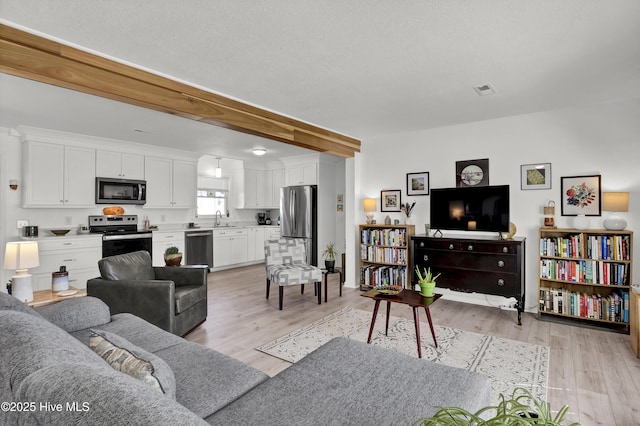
[419, 242, 424, 248]
[423, 255, 429, 262]
[63, 243, 72, 246]
[63, 258, 76, 262]
[449, 244, 454, 250]
[497, 260, 505, 268]
[467, 245, 473, 251]
[69, 279, 77, 282]
[502, 247, 509, 253]
[497, 279, 505, 286]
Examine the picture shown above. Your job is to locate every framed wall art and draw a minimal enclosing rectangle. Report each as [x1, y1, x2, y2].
[380, 190, 401, 212]
[406, 172, 430, 196]
[520, 163, 552, 190]
[456, 158, 489, 187]
[560, 175, 601, 216]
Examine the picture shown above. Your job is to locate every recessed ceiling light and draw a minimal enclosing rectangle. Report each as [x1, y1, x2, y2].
[472, 83, 496, 96]
[252, 148, 267, 156]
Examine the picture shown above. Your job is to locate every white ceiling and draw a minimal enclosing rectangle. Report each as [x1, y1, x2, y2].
[1, 1, 639, 160]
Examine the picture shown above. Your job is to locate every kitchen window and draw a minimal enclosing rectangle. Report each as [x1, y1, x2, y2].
[196, 189, 227, 217]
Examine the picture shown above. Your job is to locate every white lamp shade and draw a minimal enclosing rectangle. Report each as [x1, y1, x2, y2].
[363, 198, 377, 212]
[602, 192, 629, 212]
[4, 241, 40, 270]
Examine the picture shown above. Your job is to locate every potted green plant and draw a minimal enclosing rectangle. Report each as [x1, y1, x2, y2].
[415, 265, 440, 297]
[415, 387, 580, 425]
[164, 246, 182, 266]
[322, 242, 338, 272]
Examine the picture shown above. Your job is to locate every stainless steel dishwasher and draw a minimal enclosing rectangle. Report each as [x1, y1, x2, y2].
[185, 229, 213, 269]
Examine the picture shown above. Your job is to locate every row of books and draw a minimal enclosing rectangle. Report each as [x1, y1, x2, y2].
[360, 246, 407, 265]
[360, 265, 407, 287]
[539, 287, 629, 323]
[540, 259, 629, 285]
[361, 228, 408, 247]
[539, 234, 630, 261]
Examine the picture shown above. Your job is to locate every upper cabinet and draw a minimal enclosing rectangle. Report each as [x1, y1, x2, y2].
[22, 141, 96, 208]
[237, 168, 284, 209]
[96, 150, 144, 179]
[145, 157, 197, 208]
[286, 163, 317, 186]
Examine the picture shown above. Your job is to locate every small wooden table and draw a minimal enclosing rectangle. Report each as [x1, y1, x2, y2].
[27, 287, 87, 308]
[361, 289, 442, 358]
[322, 268, 343, 302]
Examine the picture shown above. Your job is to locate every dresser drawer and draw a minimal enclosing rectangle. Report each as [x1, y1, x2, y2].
[415, 248, 517, 272]
[413, 238, 518, 254]
[423, 266, 518, 297]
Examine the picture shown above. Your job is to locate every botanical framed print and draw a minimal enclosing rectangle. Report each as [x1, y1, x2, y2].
[380, 190, 401, 212]
[456, 158, 489, 187]
[520, 163, 551, 190]
[406, 172, 429, 196]
[560, 175, 601, 216]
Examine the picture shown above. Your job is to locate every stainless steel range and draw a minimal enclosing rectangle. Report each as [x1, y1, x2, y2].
[89, 215, 152, 258]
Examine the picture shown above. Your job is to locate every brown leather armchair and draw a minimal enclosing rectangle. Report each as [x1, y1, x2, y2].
[87, 251, 208, 336]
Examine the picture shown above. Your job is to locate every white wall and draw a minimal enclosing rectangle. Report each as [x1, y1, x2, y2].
[347, 97, 640, 312]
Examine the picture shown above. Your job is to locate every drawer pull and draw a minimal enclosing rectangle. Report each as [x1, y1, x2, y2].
[63, 258, 76, 262]
[497, 279, 505, 286]
[419, 242, 425, 248]
[449, 244, 454, 250]
[63, 243, 73, 245]
[467, 245, 473, 251]
[423, 255, 429, 262]
[502, 247, 508, 253]
[497, 260, 505, 268]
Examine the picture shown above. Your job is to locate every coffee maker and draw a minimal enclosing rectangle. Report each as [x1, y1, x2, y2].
[256, 212, 266, 225]
[265, 211, 272, 225]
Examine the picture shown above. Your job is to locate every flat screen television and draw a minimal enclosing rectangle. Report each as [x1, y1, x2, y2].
[430, 185, 510, 233]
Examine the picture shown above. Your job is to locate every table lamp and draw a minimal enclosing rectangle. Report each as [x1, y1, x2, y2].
[602, 192, 629, 231]
[363, 198, 376, 224]
[4, 241, 40, 302]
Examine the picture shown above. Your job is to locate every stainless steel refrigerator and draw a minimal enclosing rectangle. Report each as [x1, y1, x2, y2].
[280, 185, 317, 265]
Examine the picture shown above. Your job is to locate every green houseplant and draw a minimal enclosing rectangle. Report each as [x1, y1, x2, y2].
[415, 387, 580, 425]
[415, 266, 440, 297]
[322, 242, 338, 272]
[164, 246, 182, 266]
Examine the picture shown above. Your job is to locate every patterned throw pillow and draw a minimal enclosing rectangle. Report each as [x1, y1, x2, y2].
[89, 329, 176, 399]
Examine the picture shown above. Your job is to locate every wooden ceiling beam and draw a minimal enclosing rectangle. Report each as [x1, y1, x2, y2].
[0, 24, 360, 157]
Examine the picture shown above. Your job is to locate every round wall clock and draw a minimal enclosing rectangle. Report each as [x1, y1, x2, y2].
[460, 165, 484, 186]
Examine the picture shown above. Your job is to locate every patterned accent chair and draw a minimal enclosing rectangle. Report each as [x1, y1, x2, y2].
[264, 239, 323, 310]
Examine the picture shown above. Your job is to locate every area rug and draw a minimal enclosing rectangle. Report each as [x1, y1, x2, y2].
[257, 306, 549, 403]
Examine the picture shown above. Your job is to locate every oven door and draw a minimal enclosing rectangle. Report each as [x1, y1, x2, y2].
[102, 233, 153, 258]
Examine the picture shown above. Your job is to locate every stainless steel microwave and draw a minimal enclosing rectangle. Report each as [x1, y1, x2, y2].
[95, 177, 146, 205]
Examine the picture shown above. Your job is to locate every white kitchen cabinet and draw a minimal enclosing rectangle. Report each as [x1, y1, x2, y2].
[286, 163, 317, 186]
[247, 227, 267, 262]
[96, 150, 144, 179]
[151, 231, 186, 266]
[30, 236, 102, 291]
[272, 168, 284, 207]
[22, 141, 96, 208]
[144, 157, 196, 208]
[213, 229, 248, 267]
[238, 168, 283, 209]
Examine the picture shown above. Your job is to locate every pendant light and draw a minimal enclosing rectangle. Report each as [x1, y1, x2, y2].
[215, 157, 222, 178]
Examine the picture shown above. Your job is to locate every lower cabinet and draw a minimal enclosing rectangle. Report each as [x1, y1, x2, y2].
[213, 229, 248, 267]
[31, 236, 102, 291]
[151, 231, 186, 266]
[247, 227, 267, 262]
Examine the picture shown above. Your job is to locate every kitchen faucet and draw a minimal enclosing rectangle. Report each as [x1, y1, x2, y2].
[215, 210, 222, 227]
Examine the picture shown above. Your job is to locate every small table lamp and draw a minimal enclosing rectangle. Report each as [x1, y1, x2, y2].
[602, 192, 629, 231]
[4, 241, 40, 302]
[363, 198, 377, 224]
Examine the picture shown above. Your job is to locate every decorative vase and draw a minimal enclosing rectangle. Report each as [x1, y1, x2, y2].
[164, 253, 182, 266]
[418, 281, 435, 297]
[573, 215, 590, 230]
[404, 216, 413, 225]
[324, 260, 335, 272]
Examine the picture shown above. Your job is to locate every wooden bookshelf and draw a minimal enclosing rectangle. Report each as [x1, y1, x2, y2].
[538, 227, 633, 333]
[359, 224, 414, 290]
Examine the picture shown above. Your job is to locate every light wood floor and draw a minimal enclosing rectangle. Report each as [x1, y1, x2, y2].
[184, 264, 640, 426]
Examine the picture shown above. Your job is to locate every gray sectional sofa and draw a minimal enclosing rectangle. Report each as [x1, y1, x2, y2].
[0, 292, 491, 425]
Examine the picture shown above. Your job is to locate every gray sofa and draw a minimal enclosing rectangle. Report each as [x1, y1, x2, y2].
[0, 292, 492, 425]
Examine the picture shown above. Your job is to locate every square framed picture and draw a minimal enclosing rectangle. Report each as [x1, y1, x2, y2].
[406, 172, 430, 196]
[456, 158, 489, 187]
[380, 190, 401, 212]
[560, 175, 601, 216]
[520, 163, 552, 190]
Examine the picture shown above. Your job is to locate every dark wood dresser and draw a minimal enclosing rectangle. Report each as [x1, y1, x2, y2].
[411, 234, 526, 324]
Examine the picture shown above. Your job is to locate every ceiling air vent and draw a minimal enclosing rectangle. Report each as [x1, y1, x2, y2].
[473, 83, 496, 96]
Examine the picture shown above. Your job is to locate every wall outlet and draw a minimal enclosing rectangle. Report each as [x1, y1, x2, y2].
[17, 220, 28, 229]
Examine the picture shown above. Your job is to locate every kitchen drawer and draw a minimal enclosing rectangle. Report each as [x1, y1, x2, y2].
[32, 247, 101, 275]
[414, 248, 517, 272]
[37, 236, 101, 252]
[152, 231, 184, 240]
[33, 268, 97, 292]
[214, 229, 247, 238]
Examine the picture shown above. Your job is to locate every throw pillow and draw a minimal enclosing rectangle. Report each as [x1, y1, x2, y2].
[89, 329, 176, 399]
